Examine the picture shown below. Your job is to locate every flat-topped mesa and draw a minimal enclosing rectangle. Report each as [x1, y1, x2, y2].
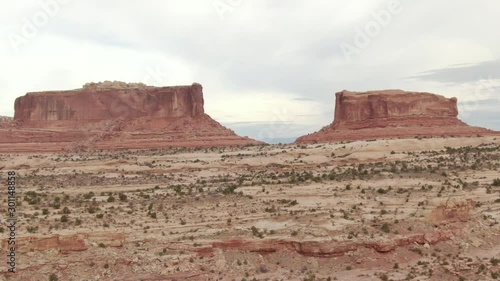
[14, 82, 204, 124]
[332, 90, 462, 129]
[296, 90, 499, 143]
[1, 82, 262, 152]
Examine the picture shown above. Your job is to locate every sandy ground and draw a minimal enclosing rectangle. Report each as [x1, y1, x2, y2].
[0, 136, 499, 281]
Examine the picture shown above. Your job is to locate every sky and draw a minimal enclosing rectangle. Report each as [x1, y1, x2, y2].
[1, 0, 499, 143]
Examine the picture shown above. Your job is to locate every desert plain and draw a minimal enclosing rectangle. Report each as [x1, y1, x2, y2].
[1, 136, 499, 281]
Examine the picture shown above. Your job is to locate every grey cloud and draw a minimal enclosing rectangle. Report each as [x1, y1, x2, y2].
[292, 97, 314, 101]
[223, 122, 314, 143]
[223, 121, 294, 126]
[2, 0, 500, 138]
[409, 59, 500, 84]
[461, 110, 500, 131]
[458, 98, 500, 107]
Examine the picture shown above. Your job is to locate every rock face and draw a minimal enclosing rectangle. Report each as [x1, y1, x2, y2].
[210, 231, 451, 257]
[0, 116, 13, 128]
[296, 90, 499, 143]
[0, 82, 261, 152]
[14, 83, 204, 123]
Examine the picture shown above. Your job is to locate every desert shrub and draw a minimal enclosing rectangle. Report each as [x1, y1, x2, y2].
[381, 223, 390, 233]
[27, 226, 38, 233]
[377, 188, 387, 194]
[118, 193, 127, 202]
[88, 206, 97, 214]
[83, 192, 95, 199]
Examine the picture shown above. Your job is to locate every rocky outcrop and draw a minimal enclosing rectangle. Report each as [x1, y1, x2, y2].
[14, 82, 204, 123]
[331, 90, 460, 129]
[1, 234, 87, 253]
[0, 116, 12, 122]
[0, 82, 261, 152]
[429, 200, 476, 223]
[210, 231, 452, 257]
[1, 231, 450, 257]
[296, 90, 499, 143]
[0, 116, 12, 128]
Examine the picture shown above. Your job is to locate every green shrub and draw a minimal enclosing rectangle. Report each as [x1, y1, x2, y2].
[381, 223, 390, 233]
[118, 193, 127, 202]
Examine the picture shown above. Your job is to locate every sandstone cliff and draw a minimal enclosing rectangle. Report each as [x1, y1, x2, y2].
[296, 90, 499, 143]
[14, 82, 204, 124]
[0, 82, 261, 152]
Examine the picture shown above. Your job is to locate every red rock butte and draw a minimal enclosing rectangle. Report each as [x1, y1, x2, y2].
[296, 90, 500, 143]
[0, 81, 262, 152]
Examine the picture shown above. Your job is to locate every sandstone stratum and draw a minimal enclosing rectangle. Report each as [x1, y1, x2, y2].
[296, 90, 500, 143]
[0, 82, 261, 152]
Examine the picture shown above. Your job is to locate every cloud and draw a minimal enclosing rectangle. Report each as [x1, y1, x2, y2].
[1, 0, 500, 138]
[409, 59, 500, 84]
[461, 110, 500, 131]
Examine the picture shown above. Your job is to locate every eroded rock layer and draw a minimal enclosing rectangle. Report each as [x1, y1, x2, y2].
[0, 82, 261, 152]
[296, 90, 499, 143]
[14, 83, 204, 124]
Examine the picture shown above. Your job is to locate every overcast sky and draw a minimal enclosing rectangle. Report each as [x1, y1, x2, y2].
[1, 0, 499, 142]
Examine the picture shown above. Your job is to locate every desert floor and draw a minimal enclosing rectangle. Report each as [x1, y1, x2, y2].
[1, 136, 499, 281]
